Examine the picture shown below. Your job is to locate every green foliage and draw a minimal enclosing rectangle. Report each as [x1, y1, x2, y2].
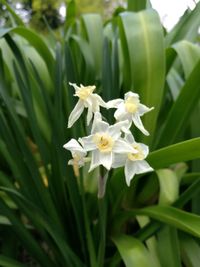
[0, 0, 200, 266]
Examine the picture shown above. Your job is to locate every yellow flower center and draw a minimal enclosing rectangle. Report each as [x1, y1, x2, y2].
[125, 96, 139, 113]
[93, 133, 114, 153]
[128, 143, 144, 161]
[76, 86, 95, 100]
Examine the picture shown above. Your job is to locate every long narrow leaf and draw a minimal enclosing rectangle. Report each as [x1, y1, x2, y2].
[119, 10, 165, 145]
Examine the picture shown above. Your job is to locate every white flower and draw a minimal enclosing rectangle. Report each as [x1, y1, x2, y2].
[112, 133, 153, 186]
[63, 139, 90, 177]
[79, 118, 136, 172]
[68, 83, 106, 128]
[107, 92, 154, 136]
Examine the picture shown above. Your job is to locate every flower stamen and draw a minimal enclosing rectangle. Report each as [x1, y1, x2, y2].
[128, 144, 144, 161]
[125, 96, 139, 114]
[93, 133, 114, 152]
[76, 86, 95, 100]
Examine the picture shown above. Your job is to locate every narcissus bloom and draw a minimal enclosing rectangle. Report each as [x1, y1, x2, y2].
[63, 139, 90, 176]
[68, 83, 106, 128]
[112, 133, 153, 186]
[79, 117, 136, 172]
[107, 92, 154, 135]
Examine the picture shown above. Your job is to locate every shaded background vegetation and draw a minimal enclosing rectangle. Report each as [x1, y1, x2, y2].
[0, 0, 126, 30]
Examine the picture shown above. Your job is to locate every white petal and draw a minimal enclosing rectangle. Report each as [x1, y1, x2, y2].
[84, 95, 92, 108]
[68, 100, 84, 128]
[108, 120, 129, 139]
[106, 99, 123, 109]
[134, 160, 153, 174]
[114, 103, 128, 121]
[125, 133, 135, 144]
[92, 120, 109, 134]
[138, 143, 149, 158]
[93, 111, 102, 121]
[124, 91, 139, 100]
[99, 152, 113, 170]
[121, 120, 132, 134]
[63, 139, 84, 152]
[86, 106, 93, 125]
[132, 113, 149, 136]
[68, 159, 74, 165]
[71, 150, 86, 158]
[138, 104, 154, 116]
[93, 94, 107, 108]
[89, 150, 101, 172]
[69, 82, 80, 92]
[80, 135, 96, 151]
[113, 139, 137, 153]
[112, 153, 126, 168]
[125, 160, 137, 186]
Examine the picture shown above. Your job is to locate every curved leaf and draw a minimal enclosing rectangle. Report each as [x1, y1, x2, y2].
[165, 2, 200, 46]
[157, 58, 200, 147]
[148, 137, 200, 169]
[0, 27, 54, 76]
[180, 234, 200, 267]
[138, 205, 200, 238]
[119, 10, 165, 144]
[157, 169, 179, 205]
[112, 235, 156, 267]
[81, 14, 103, 78]
[173, 40, 200, 78]
[157, 227, 181, 267]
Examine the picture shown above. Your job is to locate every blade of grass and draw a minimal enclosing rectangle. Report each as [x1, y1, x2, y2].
[148, 137, 200, 169]
[119, 10, 165, 145]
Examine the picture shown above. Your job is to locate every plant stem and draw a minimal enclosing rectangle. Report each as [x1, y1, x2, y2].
[97, 167, 107, 267]
[79, 170, 97, 267]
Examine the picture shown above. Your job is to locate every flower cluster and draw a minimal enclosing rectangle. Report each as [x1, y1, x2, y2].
[64, 83, 154, 193]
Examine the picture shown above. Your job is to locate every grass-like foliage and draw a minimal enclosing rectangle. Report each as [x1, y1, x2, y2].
[0, 0, 200, 266]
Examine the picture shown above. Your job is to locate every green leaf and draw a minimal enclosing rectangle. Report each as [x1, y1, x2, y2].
[148, 138, 200, 169]
[1, 187, 85, 267]
[0, 199, 55, 267]
[127, 0, 147, 11]
[138, 206, 200, 238]
[173, 40, 200, 78]
[0, 27, 54, 76]
[165, 2, 200, 46]
[180, 234, 200, 267]
[156, 169, 179, 205]
[81, 14, 103, 78]
[157, 227, 181, 267]
[112, 235, 156, 267]
[119, 10, 165, 145]
[69, 35, 95, 84]
[167, 68, 184, 100]
[136, 216, 161, 267]
[0, 255, 25, 267]
[157, 58, 200, 147]
[0, 0, 25, 26]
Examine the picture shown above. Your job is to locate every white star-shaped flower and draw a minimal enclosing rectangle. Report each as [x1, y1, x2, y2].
[107, 91, 154, 135]
[79, 117, 136, 172]
[63, 139, 90, 176]
[112, 133, 153, 186]
[68, 83, 106, 128]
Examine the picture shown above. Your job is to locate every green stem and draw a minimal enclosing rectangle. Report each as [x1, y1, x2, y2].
[97, 167, 107, 267]
[79, 170, 97, 267]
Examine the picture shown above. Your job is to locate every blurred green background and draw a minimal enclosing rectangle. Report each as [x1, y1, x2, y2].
[0, 0, 126, 30]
